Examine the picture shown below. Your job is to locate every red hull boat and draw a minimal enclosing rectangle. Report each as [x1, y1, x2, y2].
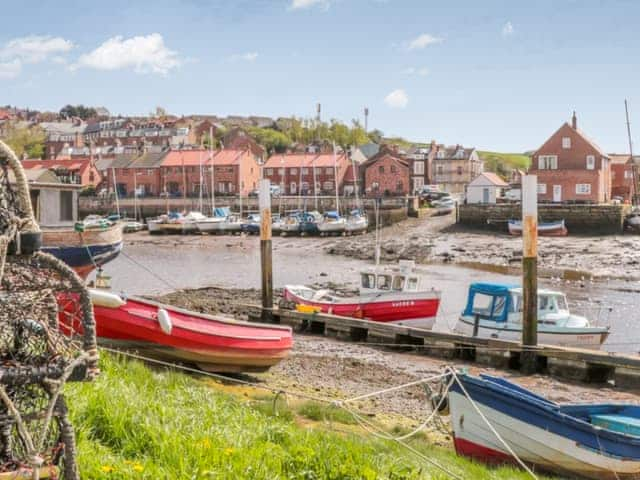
[60, 291, 293, 373]
[283, 261, 441, 329]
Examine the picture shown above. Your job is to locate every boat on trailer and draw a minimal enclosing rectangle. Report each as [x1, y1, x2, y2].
[448, 373, 640, 479]
[453, 282, 609, 348]
[508, 219, 568, 236]
[283, 260, 441, 329]
[60, 290, 293, 373]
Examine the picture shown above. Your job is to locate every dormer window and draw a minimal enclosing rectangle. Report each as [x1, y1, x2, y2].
[586, 155, 595, 170]
[562, 137, 571, 149]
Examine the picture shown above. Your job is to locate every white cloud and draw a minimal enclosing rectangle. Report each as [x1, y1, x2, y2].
[402, 67, 428, 76]
[231, 52, 258, 62]
[73, 33, 180, 75]
[0, 59, 21, 79]
[0, 35, 74, 63]
[290, 0, 330, 10]
[384, 89, 408, 109]
[407, 33, 442, 51]
[502, 21, 514, 36]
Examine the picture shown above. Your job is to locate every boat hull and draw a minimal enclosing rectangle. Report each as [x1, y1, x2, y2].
[41, 223, 123, 278]
[74, 295, 293, 373]
[284, 287, 440, 328]
[454, 315, 608, 348]
[508, 220, 568, 237]
[449, 381, 640, 479]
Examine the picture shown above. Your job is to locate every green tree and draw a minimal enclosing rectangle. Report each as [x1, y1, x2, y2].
[59, 104, 97, 120]
[1, 124, 46, 159]
[247, 127, 292, 154]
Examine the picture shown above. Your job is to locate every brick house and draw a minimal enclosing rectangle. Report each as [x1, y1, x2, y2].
[406, 140, 437, 192]
[431, 144, 482, 194]
[609, 154, 636, 202]
[262, 152, 350, 195]
[530, 112, 611, 203]
[209, 149, 262, 196]
[361, 146, 410, 196]
[21, 158, 101, 188]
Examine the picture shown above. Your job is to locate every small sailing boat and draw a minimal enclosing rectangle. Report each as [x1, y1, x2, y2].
[240, 213, 261, 234]
[345, 209, 368, 235]
[453, 282, 609, 348]
[284, 260, 441, 328]
[280, 211, 303, 236]
[317, 210, 346, 236]
[182, 211, 208, 234]
[299, 210, 323, 236]
[448, 372, 640, 479]
[508, 219, 568, 236]
[195, 207, 231, 234]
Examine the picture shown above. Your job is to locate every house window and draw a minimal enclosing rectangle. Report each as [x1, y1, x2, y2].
[59, 191, 74, 221]
[326, 168, 333, 175]
[290, 168, 297, 175]
[290, 182, 297, 194]
[586, 155, 595, 170]
[278, 168, 285, 175]
[301, 168, 309, 175]
[413, 177, 424, 192]
[562, 137, 571, 149]
[323, 181, 334, 191]
[265, 168, 273, 176]
[379, 166, 384, 174]
[537, 183, 547, 194]
[436, 165, 444, 175]
[538, 155, 558, 170]
[391, 165, 397, 173]
[413, 161, 424, 175]
[625, 170, 633, 179]
[372, 182, 380, 191]
[576, 183, 591, 195]
[396, 180, 404, 192]
[457, 166, 463, 175]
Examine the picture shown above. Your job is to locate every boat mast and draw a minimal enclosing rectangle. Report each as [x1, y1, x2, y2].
[625, 100, 637, 205]
[181, 152, 187, 212]
[333, 142, 339, 214]
[198, 149, 203, 213]
[210, 126, 215, 215]
[313, 156, 318, 211]
[111, 167, 120, 218]
[298, 153, 305, 211]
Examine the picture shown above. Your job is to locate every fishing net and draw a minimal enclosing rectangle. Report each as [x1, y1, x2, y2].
[0, 140, 98, 479]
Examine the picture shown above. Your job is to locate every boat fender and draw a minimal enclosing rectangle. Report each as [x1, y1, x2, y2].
[158, 308, 172, 335]
[89, 289, 126, 308]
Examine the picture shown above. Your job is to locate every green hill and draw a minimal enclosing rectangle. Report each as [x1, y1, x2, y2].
[479, 151, 531, 178]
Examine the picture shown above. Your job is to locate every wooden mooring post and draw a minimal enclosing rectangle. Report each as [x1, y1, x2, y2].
[259, 179, 274, 323]
[521, 175, 539, 373]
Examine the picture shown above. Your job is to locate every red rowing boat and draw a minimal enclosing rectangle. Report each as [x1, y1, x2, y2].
[60, 290, 292, 373]
[284, 260, 441, 329]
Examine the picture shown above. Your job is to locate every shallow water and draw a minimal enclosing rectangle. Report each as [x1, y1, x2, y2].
[96, 235, 640, 354]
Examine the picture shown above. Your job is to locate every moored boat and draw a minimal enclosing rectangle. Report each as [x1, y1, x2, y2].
[448, 373, 640, 479]
[240, 213, 261, 234]
[65, 290, 294, 373]
[147, 212, 186, 234]
[317, 211, 346, 236]
[345, 209, 369, 235]
[284, 260, 441, 328]
[508, 219, 568, 236]
[453, 282, 609, 348]
[299, 211, 322, 236]
[182, 211, 208, 234]
[280, 211, 302, 236]
[41, 221, 123, 279]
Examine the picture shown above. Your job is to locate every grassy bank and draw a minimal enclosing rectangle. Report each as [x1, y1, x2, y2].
[479, 151, 530, 175]
[66, 353, 553, 479]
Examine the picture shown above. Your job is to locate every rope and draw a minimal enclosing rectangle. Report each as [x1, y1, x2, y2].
[446, 367, 539, 480]
[341, 372, 449, 404]
[119, 250, 179, 291]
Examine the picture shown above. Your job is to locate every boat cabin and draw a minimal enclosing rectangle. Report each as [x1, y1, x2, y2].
[360, 260, 432, 294]
[462, 282, 571, 325]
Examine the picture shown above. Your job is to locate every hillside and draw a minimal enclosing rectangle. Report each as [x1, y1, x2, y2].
[478, 151, 531, 179]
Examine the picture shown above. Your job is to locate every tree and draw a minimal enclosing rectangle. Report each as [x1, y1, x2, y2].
[1, 124, 45, 159]
[368, 129, 384, 144]
[59, 104, 97, 120]
[247, 127, 292, 154]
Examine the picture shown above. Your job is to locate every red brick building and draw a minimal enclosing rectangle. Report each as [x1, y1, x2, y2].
[530, 112, 611, 203]
[361, 147, 410, 196]
[609, 154, 636, 202]
[21, 158, 101, 187]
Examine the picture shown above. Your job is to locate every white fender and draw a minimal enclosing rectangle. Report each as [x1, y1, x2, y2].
[157, 308, 172, 335]
[89, 289, 126, 308]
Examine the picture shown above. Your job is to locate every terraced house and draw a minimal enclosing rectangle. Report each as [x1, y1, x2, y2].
[530, 112, 611, 203]
[431, 144, 482, 194]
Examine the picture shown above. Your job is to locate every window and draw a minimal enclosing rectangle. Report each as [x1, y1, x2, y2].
[537, 183, 547, 194]
[562, 137, 571, 149]
[379, 166, 384, 174]
[372, 182, 380, 191]
[265, 168, 273, 175]
[290, 182, 297, 194]
[406, 278, 418, 291]
[586, 155, 595, 170]
[576, 184, 591, 195]
[59, 191, 74, 221]
[278, 168, 285, 175]
[361, 274, 376, 289]
[413, 161, 424, 175]
[538, 155, 558, 170]
[377, 275, 391, 290]
[396, 180, 403, 191]
[290, 168, 297, 175]
[326, 168, 333, 175]
[625, 170, 633, 179]
[471, 293, 494, 317]
[392, 276, 405, 291]
[391, 165, 397, 173]
[436, 165, 444, 175]
[301, 168, 309, 175]
[413, 177, 424, 191]
[456, 166, 463, 175]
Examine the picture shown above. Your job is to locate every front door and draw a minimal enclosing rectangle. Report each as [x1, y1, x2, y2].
[482, 188, 490, 203]
[553, 185, 562, 202]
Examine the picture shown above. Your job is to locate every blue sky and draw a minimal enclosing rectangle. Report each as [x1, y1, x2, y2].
[1, 0, 639, 152]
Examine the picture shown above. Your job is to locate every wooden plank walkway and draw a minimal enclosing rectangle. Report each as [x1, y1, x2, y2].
[247, 305, 640, 389]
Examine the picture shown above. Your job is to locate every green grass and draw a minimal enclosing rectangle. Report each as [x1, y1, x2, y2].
[479, 151, 531, 178]
[65, 353, 556, 479]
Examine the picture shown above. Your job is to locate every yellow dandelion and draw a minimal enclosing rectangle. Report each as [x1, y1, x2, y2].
[224, 447, 234, 456]
[201, 438, 211, 448]
[133, 464, 144, 472]
[100, 465, 114, 473]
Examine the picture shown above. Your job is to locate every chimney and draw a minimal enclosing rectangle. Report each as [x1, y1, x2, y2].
[571, 111, 577, 129]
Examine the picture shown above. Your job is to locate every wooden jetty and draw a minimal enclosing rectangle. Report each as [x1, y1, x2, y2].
[247, 305, 640, 389]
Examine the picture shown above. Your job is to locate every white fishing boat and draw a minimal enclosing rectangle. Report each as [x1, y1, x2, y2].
[284, 260, 441, 328]
[147, 212, 186, 234]
[345, 209, 368, 235]
[280, 212, 302, 236]
[182, 211, 207, 234]
[317, 211, 346, 236]
[508, 219, 568, 236]
[453, 282, 609, 348]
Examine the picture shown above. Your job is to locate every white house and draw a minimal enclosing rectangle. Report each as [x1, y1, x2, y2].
[465, 172, 509, 204]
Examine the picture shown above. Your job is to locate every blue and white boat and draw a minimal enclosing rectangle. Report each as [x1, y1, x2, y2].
[453, 282, 609, 349]
[317, 210, 346, 236]
[345, 209, 368, 235]
[241, 213, 261, 234]
[448, 373, 640, 479]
